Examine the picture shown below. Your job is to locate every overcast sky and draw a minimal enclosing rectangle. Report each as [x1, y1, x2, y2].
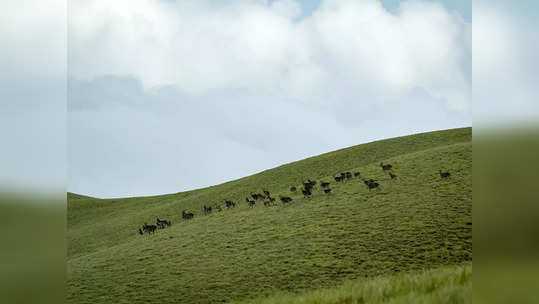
[66, 0, 473, 198]
[5, 1, 539, 199]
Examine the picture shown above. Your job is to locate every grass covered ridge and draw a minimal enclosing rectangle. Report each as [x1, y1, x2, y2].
[68, 127, 472, 304]
[234, 263, 471, 304]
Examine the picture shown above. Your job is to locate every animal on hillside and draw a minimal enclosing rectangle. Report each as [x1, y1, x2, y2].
[367, 181, 380, 191]
[182, 210, 194, 220]
[340, 172, 346, 180]
[302, 188, 312, 198]
[320, 181, 330, 188]
[363, 178, 380, 191]
[290, 186, 297, 192]
[263, 190, 271, 197]
[203, 205, 212, 215]
[138, 228, 143, 235]
[388, 172, 397, 180]
[363, 178, 375, 186]
[279, 195, 293, 205]
[142, 223, 157, 234]
[354, 172, 361, 177]
[248, 200, 256, 208]
[225, 200, 236, 208]
[303, 180, 316, 190]
[334, 176, 342, 182]
[324, 188, 332, 194]
[156, 217, 171, 229]
[380, 162, 393, 171]
[345, 172, 352, 179]
[439, 170, 451, 179]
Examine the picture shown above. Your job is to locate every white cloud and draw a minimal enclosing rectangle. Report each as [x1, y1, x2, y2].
[68, 76, 470, 197]
[473, 1, 539, 124]
[69, 0, 471, 111]
[0, 0, 66, 193]
[67, 0, 472, 197]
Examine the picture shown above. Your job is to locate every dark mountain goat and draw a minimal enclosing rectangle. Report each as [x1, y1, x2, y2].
[380, 162, 393, 171]
[363, 179, 380, 191]
[302, 188, 312, 198]
[182, 210, 194, 220]
[439, 170, 451, 179]
[156, 217, 171, 229]
[279, 196, 293, 205]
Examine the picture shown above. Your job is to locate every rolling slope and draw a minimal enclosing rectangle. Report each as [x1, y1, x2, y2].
[68, 127, 472, 304]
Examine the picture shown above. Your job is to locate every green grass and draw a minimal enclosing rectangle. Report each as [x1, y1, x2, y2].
[67, 127, 471, 304]
[234, 263, 471, 304]
[67, 192, 95, 200]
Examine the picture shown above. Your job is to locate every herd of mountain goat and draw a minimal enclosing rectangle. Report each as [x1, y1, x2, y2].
[138, 163, 451, 235]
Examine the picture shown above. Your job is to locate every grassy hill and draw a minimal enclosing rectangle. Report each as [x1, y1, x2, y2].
[67, 192, 94, 200]
[67, 127, 472, 304]
[234, 263, 471, 304]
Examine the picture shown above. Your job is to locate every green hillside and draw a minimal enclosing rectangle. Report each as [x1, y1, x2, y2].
[67, 192, 94, 200]
[234, 263, 471, 304]
[67, 127, 472, 304]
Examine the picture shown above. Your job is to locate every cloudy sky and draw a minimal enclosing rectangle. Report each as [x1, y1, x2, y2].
[3, 0, 538, 200]
[6, 0, 539, 199]
[66, 0, 473, 198]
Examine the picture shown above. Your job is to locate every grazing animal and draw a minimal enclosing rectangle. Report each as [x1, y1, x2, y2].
[182, 210, 194, 220]
[367, 181, 379, 191]
[225, 200, 236, 208]
[248, 200, 256, 208]
[147, 224, 157, 233]
[320, 181, 330, 188]
[388, 172, 397, 179]
[439, 170, 451, 179]
[324, 188, 332, 194]
[290, 186, 297, 192]
[334, 176, 342, 182]
[203, 205, 212, 215]
[303, 180, 316, 191]
[362, 178, 376, 185]
[354, 172, 360, 177]
[363, 179, 380, 191]
[138, 228, 143, 235]
[156, 217, 171, 229]
[345, 172, 352, 179]
[142, 223, 157, 234]
[340, 172, 346, 180]
[251, 193, 259, 200]
[380, 162, 393, 171]
[263, 190, 271, 197]
[279, 196, 293, 205]
[302, 188, 312, 198]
